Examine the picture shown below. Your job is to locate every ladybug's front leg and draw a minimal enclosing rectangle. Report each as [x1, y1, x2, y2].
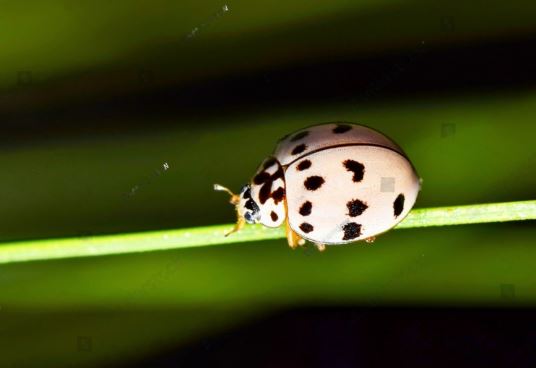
[225, 217, 245, 237]
[285, 218, 305, 249]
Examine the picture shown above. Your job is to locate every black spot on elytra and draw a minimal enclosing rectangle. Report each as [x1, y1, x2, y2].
[270, 211, 279, 222]
[271, 187, 286, 204]
[304, 176, 325, 191]
[394, 193, 405, 217]
[300, 223, 314, 233]
[342, 222, 362, 240]
[299, 201, 312, 216]
[263, 157, 277, 169]
[242, 187, 251, 199]
[333, 124, 353, 134]
[253, 171, 270, 185]
[343, 160, 365, 182]
[347, 199, 368, 217]
[291, 144, 307, 155]
[296, 159, 312, 171]
[290, 131, 309, 142]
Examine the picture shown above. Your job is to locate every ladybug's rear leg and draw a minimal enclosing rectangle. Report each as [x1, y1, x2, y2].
[315, 243, 326, 252]
[285, 218, 305, 249]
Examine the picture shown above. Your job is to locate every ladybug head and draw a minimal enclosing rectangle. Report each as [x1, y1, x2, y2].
[214, 183, 260, 237]
[238, 184, 261, 224]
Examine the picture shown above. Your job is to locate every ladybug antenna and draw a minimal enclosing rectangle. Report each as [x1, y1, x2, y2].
[214, 183, 244, 236]
[213, 184, 240, 205]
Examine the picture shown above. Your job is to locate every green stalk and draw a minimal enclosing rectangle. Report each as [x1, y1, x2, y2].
[0, 200, 534, 265]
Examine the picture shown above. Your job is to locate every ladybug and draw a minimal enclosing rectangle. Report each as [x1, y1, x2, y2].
[215, 122, 421, 251]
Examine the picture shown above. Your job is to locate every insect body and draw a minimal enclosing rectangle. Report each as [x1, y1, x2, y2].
[215, 123, 421, 251]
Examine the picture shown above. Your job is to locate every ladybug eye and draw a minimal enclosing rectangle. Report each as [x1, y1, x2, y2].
[244, 212, 254, 224]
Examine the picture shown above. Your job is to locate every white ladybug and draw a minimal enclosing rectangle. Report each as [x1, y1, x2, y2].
[215, 122, 421, 251]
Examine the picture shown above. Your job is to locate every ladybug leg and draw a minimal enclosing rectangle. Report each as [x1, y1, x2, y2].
[225, 216, 245, 237]
[365, 236, 376, 244]
[315, 243, 326, 252]
[285, 219, 305, 249]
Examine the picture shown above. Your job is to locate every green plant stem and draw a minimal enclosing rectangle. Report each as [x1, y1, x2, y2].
[0, 200, 535, 265]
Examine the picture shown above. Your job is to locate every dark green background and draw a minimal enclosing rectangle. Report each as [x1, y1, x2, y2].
[1, 0, 535, 366]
